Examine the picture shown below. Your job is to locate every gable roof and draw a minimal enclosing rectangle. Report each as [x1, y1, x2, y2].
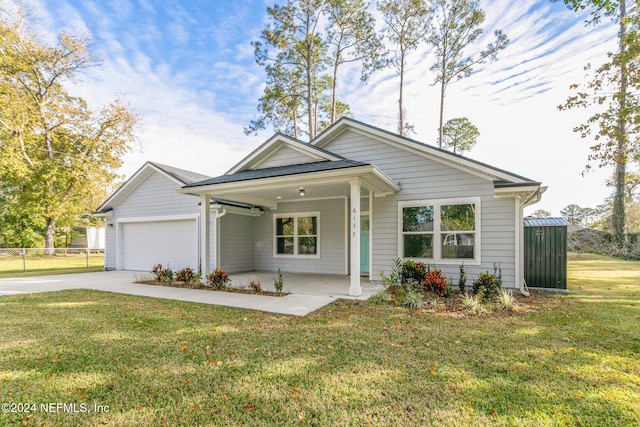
[311, 117, 539, 185]
[226, 132, 343, 174]
[186, 159, 368, 187]
[96, 162, 211, 213]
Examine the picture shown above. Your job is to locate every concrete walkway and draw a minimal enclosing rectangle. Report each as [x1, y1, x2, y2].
[0, 271, 381, 316]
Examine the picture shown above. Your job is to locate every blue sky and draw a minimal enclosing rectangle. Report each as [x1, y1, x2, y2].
[21, 0, 617, 215]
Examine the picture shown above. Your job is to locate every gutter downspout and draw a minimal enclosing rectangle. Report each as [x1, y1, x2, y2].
[516, 188, 545, 296]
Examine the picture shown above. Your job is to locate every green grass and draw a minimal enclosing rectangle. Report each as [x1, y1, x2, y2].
[0, 253, 638, 426]
[0, 253, 104, 276]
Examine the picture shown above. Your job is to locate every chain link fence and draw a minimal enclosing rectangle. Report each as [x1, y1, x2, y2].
[0, 248, 104, 274]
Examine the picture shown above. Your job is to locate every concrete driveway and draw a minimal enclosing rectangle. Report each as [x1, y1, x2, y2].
[0, 271, 380, 316]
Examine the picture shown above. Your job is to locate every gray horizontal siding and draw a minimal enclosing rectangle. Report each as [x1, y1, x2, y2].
[325, 129, 518, 288]
[104, 225, 116, 269]
[254, 146, 321, 169]
[254, 198, 346, 274]
[115, 172, 200, 218]
[218, 213, 256, 273]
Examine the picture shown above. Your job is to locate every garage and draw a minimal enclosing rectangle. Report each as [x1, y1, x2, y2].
[120, 219, 198, 271]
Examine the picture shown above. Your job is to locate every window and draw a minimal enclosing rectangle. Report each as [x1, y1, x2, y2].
[399, 198, 479, 263]
[275, 213, 319, 257]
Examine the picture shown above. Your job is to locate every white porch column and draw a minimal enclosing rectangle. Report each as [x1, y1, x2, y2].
[200, 194, 211, 280]
[349, 179, 361, 296]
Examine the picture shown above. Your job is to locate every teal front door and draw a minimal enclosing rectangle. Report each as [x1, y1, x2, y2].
[360, 216, 369, 274]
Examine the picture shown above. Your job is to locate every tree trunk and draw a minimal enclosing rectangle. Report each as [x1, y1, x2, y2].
[45, 217, 56, 255]
[438, 78, 446, 149]
[307, 61, 315, 140]
[613, 0, 628, 248]
[331, 53, 340, 124]
[398, 50, 405, 136]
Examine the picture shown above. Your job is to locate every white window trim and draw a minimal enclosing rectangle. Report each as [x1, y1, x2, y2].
[273, 211, 320, 259]
[398, 197, 481, 265]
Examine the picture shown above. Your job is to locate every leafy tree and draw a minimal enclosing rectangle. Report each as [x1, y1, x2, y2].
[557, 0, 640, 246]
[531, 209, 552, 218]
[441, 117, 479, 154]
[561, 204, 585, 226]
[0, 7, 138, 251]
[325, 0, 385, 123]
[378, 0, 431, 136]
[428, 0, 509, 148]
[249, 0, 334, 140]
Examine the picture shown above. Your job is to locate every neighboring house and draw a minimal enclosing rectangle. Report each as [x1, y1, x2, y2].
[68, 226, 105, 249]
[97, 118, 545, 296]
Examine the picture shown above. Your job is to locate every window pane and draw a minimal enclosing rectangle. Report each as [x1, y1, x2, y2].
[276, 217, 294, 235]
[277, 237, 294, 254]
[403, 206, 434, 232]
[441, 204, 475, 231]
[298, 237, 317, 255]
[298, 216, 317, 235]
[403, 234, 433, 258]
[441, 233, 475, 259]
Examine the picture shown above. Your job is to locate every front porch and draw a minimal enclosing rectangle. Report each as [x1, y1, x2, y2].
[228, 271, 383, 299]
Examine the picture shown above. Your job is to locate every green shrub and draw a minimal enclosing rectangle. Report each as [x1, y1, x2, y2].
[151, 264, 174, 283]
[249, 280, 262, 292]
[458, 264, 466, 292]
[400, 287, 424, 308]
[400, 260, 427, 284]
[369, 288, 389, 305]
[206, 268, 230, 290]
[461, 292, 488, 315]
[273, 269, 284, 294]
[497, 288, 519, 311]
[379, 258, 402, 286]
[472, 271, 501, 298]
[175, 267, 198, 285]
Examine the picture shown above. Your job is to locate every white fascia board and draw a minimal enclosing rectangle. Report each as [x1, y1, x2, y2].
[312, 121, 532, 184]
[179, 165, 399, 196]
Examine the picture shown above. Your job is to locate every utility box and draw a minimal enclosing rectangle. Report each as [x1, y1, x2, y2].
[524, 217, 569, 291]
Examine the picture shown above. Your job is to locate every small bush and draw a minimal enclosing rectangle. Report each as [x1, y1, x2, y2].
[175, 267, 199, 285]
[497, 288, 519, 311]
[458, 264, 466, 292]
[461, 292, 488, 315]
[379, 258, 402, 286]
[273, 269, 284, 294]
[472, 271, 501, 298]
[400, 260, 427, 284]
[369, 288, 389, 305]
[428, 296, 443, 310]
[151, 264, 174, 283]
[424, 269, 448, 297]
[249, 280, 262, 292]
[400, 287, 424, 308]
[206, 268, 230, 290]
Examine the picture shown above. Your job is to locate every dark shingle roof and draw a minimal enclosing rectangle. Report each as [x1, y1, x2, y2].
[186, 159, 368, 187]
[150, 162, 212, 185]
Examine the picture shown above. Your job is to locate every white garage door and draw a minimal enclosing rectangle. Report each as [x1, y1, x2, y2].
[121, 219, 198, 271]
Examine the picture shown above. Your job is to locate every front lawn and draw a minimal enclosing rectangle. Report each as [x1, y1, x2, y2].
[0, 253, 638, 426]
[0, 252, 104, 276]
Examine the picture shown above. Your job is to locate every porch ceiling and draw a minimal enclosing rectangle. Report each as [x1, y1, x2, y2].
[180, 164, 399, 209]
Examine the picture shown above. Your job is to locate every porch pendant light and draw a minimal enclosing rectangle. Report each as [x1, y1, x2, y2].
[299, 187, 305, 196]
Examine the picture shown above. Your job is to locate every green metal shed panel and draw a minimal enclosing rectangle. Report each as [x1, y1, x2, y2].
[524, 217, 569, 290]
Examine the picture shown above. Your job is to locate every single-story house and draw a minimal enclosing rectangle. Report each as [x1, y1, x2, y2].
[96, 118, 545, 296]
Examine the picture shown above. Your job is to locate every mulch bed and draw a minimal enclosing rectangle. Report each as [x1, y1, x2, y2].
[137, 280, 289, 297]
